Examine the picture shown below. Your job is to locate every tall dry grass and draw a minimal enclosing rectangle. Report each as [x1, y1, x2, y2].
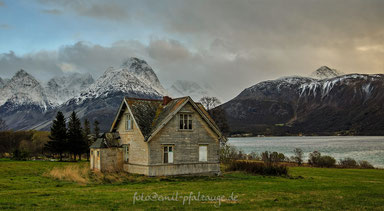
[46, 164, 90, 184]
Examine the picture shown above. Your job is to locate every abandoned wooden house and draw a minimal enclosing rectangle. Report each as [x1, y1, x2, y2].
[90, 96, 224, 176]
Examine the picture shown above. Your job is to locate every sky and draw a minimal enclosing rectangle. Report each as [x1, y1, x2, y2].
[0, 0, 383, 102]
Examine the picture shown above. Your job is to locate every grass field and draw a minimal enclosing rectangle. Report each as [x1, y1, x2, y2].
[1, 160, 384, 210]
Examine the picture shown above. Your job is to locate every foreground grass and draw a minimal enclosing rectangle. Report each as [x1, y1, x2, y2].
[0, 160, 384, 210]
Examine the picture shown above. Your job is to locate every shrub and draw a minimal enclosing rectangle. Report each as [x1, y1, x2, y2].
[262, 151, 286, 164]
[358, 160, 374, 169]
[308, 151, 321, 165]
[339, 157, 358, 168]
[227, 160, 288, 176]
[308, 151, 336, 168]
[293, 148, 304, 166]
[317, 155, 336, 168]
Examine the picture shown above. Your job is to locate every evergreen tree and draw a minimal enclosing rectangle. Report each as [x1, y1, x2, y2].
[45, 111, 67, 161]
[83, 119, 93, 161]
[94, 120, 100, 138]
[67, 111, 85, 161]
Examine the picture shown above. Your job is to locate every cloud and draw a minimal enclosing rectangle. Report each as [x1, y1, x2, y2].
[0, 24, 9, 29]
[0, 1, 4, 7]
[2, 0, 384, 101]
[41, 9, 61, 15]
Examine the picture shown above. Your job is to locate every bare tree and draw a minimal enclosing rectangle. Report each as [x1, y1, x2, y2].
[199, 96, 221, 111]
[0, 118, 8, 131]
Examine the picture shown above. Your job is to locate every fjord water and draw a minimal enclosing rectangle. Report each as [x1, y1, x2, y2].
[229, 136, 384, 168]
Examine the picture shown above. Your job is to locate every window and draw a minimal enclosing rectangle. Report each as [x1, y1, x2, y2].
[125, 113, 132, 131]
[163, 145, 174, 163]
[179, 114, 192, 130]
[123, 145, 129, 163]
[199, 145, 208, 162]
[97, 151, 100, 157]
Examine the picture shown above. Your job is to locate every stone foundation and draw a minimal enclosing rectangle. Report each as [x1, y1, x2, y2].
[124, 162, 220, 176]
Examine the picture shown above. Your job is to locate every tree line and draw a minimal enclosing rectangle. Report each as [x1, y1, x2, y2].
[0, 111, 101, 161]
[45, 111, 100, 161]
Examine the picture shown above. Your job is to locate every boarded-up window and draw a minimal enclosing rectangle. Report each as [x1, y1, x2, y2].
[199, 145, 208, 162]
[179, 114, 192, 130]
[125, 113, 132, 131]
[163, 145, 174, 163]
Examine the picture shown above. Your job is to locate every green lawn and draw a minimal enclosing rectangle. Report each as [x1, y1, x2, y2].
[0, 160, 384, 210]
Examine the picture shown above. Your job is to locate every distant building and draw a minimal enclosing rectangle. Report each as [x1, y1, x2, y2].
[90, 96, 224, 176]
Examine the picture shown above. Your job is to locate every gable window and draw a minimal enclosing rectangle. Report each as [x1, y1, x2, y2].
[179, 114, 192, 130]
[199, 145, 208, 162]
[163, 145, 174, 164]
[123, 144, 129, 163]
[125, 113, 132, 131]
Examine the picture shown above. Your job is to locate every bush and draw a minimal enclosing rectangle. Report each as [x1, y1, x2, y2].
[227, 160, 288, 176]
[293, 148, 304, 166]
[308, 151, 336, 168]
[261, 151, 286, 164]
[317, 155, 336, 168]
[358, 160, 374, 169]
[308, 151, 321, 165]
[339, 157, 358, 168]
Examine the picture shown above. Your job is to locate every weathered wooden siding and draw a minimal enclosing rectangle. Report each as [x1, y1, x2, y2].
[116, 109, 148, 165]
[147, 102, 220, 175]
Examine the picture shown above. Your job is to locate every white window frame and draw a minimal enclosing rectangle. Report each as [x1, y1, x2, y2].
[199, 145, 208, 162]
[163, 145, 174, 164]
[125, 113, 133, 131]
[179, 114, 192, 130]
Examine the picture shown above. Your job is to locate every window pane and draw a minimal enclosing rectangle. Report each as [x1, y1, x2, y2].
[164, 152, 168, 163]
[199, 145, 208, 162]
[164, 146, 168, 152]
[189, 119, 192, 130]
[169, 146, 173, 152]
[168, 151, 173, 163]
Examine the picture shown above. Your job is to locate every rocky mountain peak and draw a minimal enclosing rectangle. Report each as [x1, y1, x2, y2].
[311, 66, 343, 79]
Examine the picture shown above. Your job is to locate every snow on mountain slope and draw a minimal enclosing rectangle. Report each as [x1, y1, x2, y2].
[310, 66, 343, 79]
[0, 77, 5, 88]
[168, 80, 215, 101]
[0, 70, 52, 111]
[45, 72, 94, 105]
[69, 58, 163, 105]
[121, 57, 167, 96]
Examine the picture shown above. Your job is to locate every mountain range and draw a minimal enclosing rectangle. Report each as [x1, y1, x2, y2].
[1, 61, 384, 136]
[218, 66, 384, 135]
[0, 58, 166, 131]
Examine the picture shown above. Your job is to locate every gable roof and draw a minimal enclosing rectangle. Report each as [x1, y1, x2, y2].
[110, 96, 222, 142]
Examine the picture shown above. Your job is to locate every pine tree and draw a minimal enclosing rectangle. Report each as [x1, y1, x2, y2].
[67, 111, 85, 161]
[45, 111, 67, 161]
[94, 120, 100, 138]
[83, 119, 92, 161]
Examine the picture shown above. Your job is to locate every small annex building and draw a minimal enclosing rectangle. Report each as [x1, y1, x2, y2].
[90, 96, 224, 176]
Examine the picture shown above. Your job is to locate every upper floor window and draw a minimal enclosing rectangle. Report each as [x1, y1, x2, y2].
[125, 113, 132, 131]
[179, 114, 192, 130]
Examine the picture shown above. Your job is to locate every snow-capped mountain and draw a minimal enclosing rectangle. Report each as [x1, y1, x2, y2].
[169, 80, 215, 101]
[121, 57, 167, 96]
[0, 57, 167, 131]
[0, 70, 52, 111]
[219, 67, 384, 135]
[30, 58, 164, 131]
[45, 72, 94, 105]
[310, 66, 343, 79]
[71, 58, 164, 105]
